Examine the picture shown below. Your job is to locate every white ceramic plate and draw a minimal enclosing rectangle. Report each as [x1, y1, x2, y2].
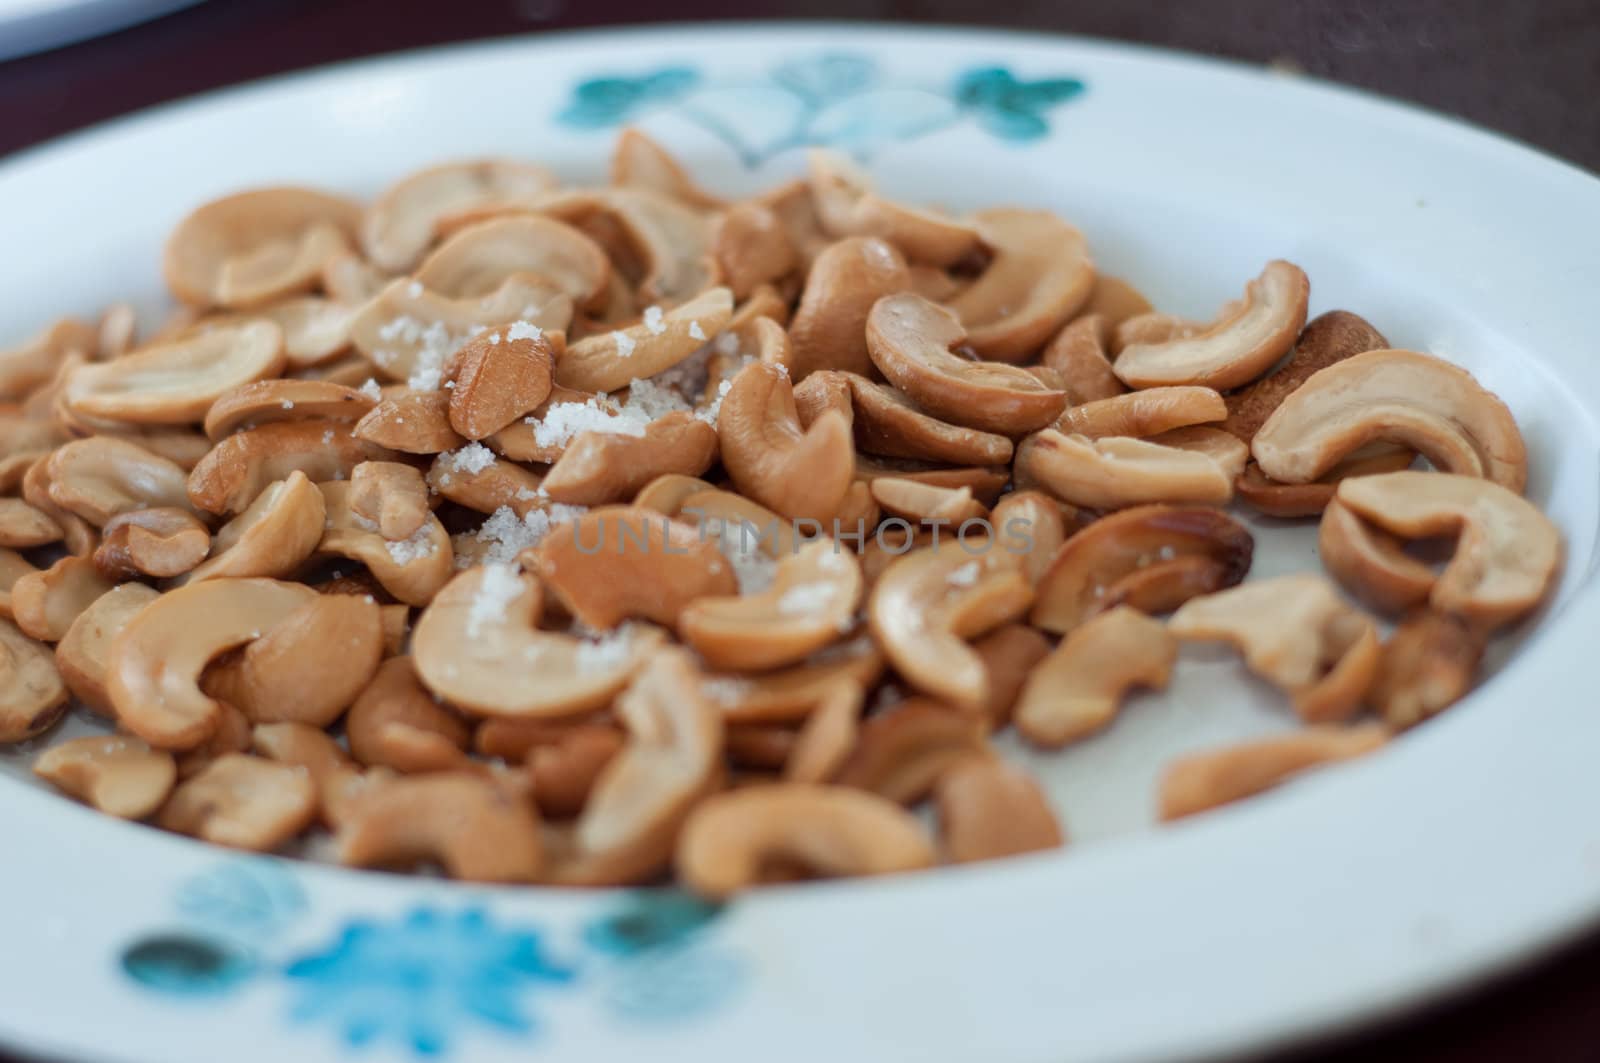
[0, 0, 201, 61]
[3, 23, 1599, 1063]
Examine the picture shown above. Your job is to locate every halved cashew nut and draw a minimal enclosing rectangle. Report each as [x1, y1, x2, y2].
[867, 294, 1066, 435]
[1, 317, 97, 400]
[869, 542, 1034, 711]
[1252, 350, 1527, 492]
[349, 461, 430, 541]
[787, 237, 910, 379]
[163, 187, 360, 308]
[355, 390, 464, 454]
[990, 490, 1071, 585]
[538, 186, 719, 306]
[108, 578, 318, 749]
[55, 582, 160, 714]
[157, 753, 318, 851]
[0, 618, 68, 743]
[1114, 260, 1309, 389]
[869, 478, 987, 526]
[1317, 498, 1436, 614]
[1015, 607, 1176, 747]
[555, 287, 733, 392]
[935, 759, 1064, 863]
[46, 436, 195, 525]
[448, 328, 557, 439]
[34, 735, 176, 819]
[632, 473, 715, 515]
[187, 471, 326, 582]
[317, 481, 453, 607]
[702, 633, 884, 723]
[807, 150, 981, 266]
[834, 698, 991, 803]
[1335, 470, 1561, 629]
[415, 213, 610, 306]
[204, 378, 376, 440]
[428, 447, 546, 516]
[346, 656, 473, 773]
[187, 420, 393, 515]
[1368, 610, 1484, 729]
[676, 783, 936, 899]
[718, 361, 854, 522]
[971, 623, 1053, 727]
[713, 202, 795, 299]
[20, 458, 96, 557]
[1145, 426, 1250, 484]
[1015, 431, 1234, 510]
[536, 506, 737, 629]
[1169, 574, 1380, 723]
[784, 680, 865, 784]
[612, 129, 723, 209]
[10, 556, 114, 642]
[194, 295, 355, 370]
[945, 209, 1093, 362]
[412, 565, 657, 718]
[250, 721, 362, 825]
[1159, 725, 1388, 821]
[94, 507, 211, 579]
[1056, 386, 1226, 439]
[812, 371, 1013, 465]
[681, 539, 863, 671]
[1083, 274, 1154, 327]
[1223, 309, 1389, 443]
[542, 410, 719, 506]
[65, 321, 285, 425]
[337, 772, 543, 882]
[0, 498, 61, 548]
[1041, 313, 1124, 404]
[1234, 446, 1416, 518]
[362, 158, 557, 272]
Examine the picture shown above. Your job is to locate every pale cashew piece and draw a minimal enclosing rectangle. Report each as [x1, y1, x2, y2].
[1083, 274, 1155, 327]
[203, 379, 376, 440]
[834, 698, 991, 804]
[415, 214, 610, 306]
[537, 186, 719, 306]
[64, 321, 285, 425]
[173, 698, 253, 781]
[1336, 470, 1562, 629]
[1040, 314, 1125, 404]
[1015, 431, 1234, 510]
[869, 542, 1034, 711]
[34, 735, 176, 819]
[1169, 574, 1380, 723]
[10, 555, 114, 642]
[163, 187, 360, 308]
[1149, 426, 1251, 483]
[1368, 610, 1485, 729]
[346, 656, 473, 773]
[718, 360, 855, 522]
[1235, 446, 1416, 518]
[869, 478, 987, 526]
[990, 489, 1071, 585]
[46, 436, 194, 526]
[0, 548, 38, 619]
[867, 294, 1066, 435]
[972, 623, 1053, 728]
[1015, 607, 1176, 747]
[317, 481, 454, 607]
[633, 473, 715, 515]
[542, 410, 719, 506]
[93, 507, 211, 580]
[853, 455, 1012, 505]
[807, 371, 1014, 466]
[1, 318, 97, 400]
[0, 497, 61, 548]
[536, 506, 737, 629]
[1318, 498, 1437, 615]
[412, 566, 657, 718]
[945, 209, 1094, 362]
[713, 202, 796, 299]
[1223, 309, 1389, 443]
[681, 539, 864, 671]
[337, 772, 543, 882]
[0, 617, 69, 743]
[187, 295, 355, 369]
[55, 582, 160, 714]
[187, 420, 394, 515]
[354, 390, 464, 454]
[788, 237, 910, 380]
[448, 328, 557, 439]
[612, 129, 724, 209]
[1252, 349, 1528, 492]
[555, 287, 733, 393]
[108, 578, 318, 749]
[526, 724, 626, 819]
[1056, 386, 1226, 439]
[428, 448, 546, 516]
[807, 150, 981, 266]
[158, 753, 318, 851]
[321, 252, 390, 305]
[783, 680, 865, 784]
[187, 471, 326, 582]
[1115, 260, 1309, 389]
[20, 458, 96, 557]
[935, 758, 1064, 863]
[250, 721, 362, 825]
[703, 632, 885, 723]
[1159, 725, 1388, 821]
[363, 158, 558, 271]
[677, 783, 936, 899]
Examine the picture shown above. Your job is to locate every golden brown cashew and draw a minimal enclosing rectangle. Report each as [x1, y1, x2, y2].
[34, 735, 176, 819]
[203, 594, 384, 726]
[108, 578, 319, 749]
[713, 202, 795, 299]
[0, 548, 38, 619]
[935, 759, 1064, 863]
[807, 150, 981, 266]
[317, 481, 453, 607]
[1317, 498, 1436, 614]
[354, 390, 465, 454]
[989, 489, 1071, 585]
[703, 633, 885, 723]
[853, 456, 1011, 505]
[448, 328, 557, 439]
[249, 721, 363, 825]
[1169, 574, 1380, 723]
[676, 783, 936, 898]
[633, 473, 715, 515]
[1336, 471, 1562, 629]
[1015, 431, 1234, 510]
[55, 582, 160, 714]
[869, 478, 987, 526]
[1252, 350, 1527, 492]
[20, 459, 96, 558]
[194, 295, 355, 370]
[187, 471, 326, 582]
[787, 237, 911, 379]
[0, 498, 61, 549]
[415, 213, 610, 306]
[1368, 610, 1485, 729]
[1056, 386, 1227, 439]
[187, 420, 394, 516]
[163, 187, 360, 308]
[970, 624, 1053, 728]
[1115, 260, 1309, 389]
[173, 700, 253, 781]
[45, 437, 194, 526]
[1040, 314, 1125, 404]
[538, 185, 720, 306]
[93, 508, 211, 580]
[611, 129, 723, 208]
[869, 542, 1034, 711]
[1015, 607, 1176, 748]
[348, 461, 430, 541]
[804, 371, 1014, 465]
[1083, 274, 1154, 327]
[524, 724, 626, 818]
[866, 294, 1066, 435]
[535, 506, 737, 629]
[321, 251, 389, 305]
[680, 539, 864, 671]
[0, 618, 68, 743]
[346, 656, 473, 773]
[159, 753, 317, 850]
[412, 565, 657, 718]
[1, 318, 98, 400]
[554, 649, 723, 886]
[834, 698, 991, 803]
[1223, 309, 1389, 443]
[203, 379, 376, 440]
[337, 772, 543, 882]
[718, 360, 855, 522]
[782, 680, 865, 784]
[542, 410, 719, 506]
[362, 158, 557, 271]
[64, 321, 285, 425]
[1234, 447, 1416, 518]
[555, 287, 733, 393]
[427, 447, 545, 516]
[945, 209, 1094, 362]
[10, 556, 114, 642]
[1159, 725, 1388, 821]
[1149, 426, 1250, 483]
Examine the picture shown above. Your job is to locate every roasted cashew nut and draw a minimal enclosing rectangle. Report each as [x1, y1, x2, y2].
[1015, 431, 1234, 510]
[187, 419, 394, 515]
[1223, 309, 1389, 443]
[10, 555, 114, 642]
[944, 208, 1094, 362]
[186, 471, 326, 582]
[354, 389, 464, 454]
[556, 287, 733, 392]
[45, 436, 195, 526]
[1234, 445, 1415, 518]
[250, 721, 363, 826]
[1055, 386, 1226, 439]
[869, 478, 987, 526]
[935, 758, 1064, 863]
[203, 378, 376, 440]
[1015, 606, 1176, 748]
[800, 370, 1014, 466]
[0, 617, 68, 743]
[612, 129, 724, 209]
[65, 321, 285, 425]
[713, 202, 796, 299]
[54, 582, 161, 715]
[93, 507, 211, 580]
[1040, 314, 1124, 404]
[317, 481, 454, 607]
[834, 698, 991, 804]
[718, 361, 855, 522]
[0, 498, 61, 549]
[34, 735, 176, 819]
[537, 186, 719, 306]
[1368, 610, 1484, 729]
[448, 328, 557, 439]
[787, 237, 910, 380]
[989, 489, 1071, 585]
[807, 150, 981, 266]
[1, 318, 97, 400]
[415, 213, 610, 306]
[701, 633, 885, 724]
[1317, 498, 1436, 614]
[158, 753, 318, 851]
[337, 772, 543, 882]
[349, 461, 431, 541]
[542, 410, 720, 506]
[346, 656, 473, 773]
[525, 723, 627, 819]
[362, 158, 557, 271]
[783, 679, 865, 784]
[1159, 725, 1387, 821]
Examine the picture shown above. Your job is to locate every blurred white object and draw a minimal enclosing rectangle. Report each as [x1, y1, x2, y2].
[0, 0, 203, 61]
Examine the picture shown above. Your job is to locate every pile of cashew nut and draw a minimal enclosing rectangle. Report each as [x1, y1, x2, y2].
[0, 131, 1562, 894]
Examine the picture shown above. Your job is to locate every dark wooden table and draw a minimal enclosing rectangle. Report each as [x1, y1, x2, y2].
[3, 2, 1598, 1060]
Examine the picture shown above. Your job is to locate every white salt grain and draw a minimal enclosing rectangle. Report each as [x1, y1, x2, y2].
[688, 320, 706, 341]
[612, 330, 636, 357]
[507, 321, 543, 342]
[466, 562, 524, 638]
[439, 442, 497, 476]
[642, 306, 667, 335]
[947, 561, 980, 587]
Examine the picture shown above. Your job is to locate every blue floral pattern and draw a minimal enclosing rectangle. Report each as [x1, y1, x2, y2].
[557, 53, 1087, 165]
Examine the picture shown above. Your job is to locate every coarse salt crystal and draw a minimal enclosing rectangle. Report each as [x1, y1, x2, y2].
[947, 561, 981, 587]
[688, 320, 706, 341]
[281, 399, 295, 410]
[440, 442, 497, 476]
[405, 280, 424, 298]
[507, 320, 543, 342]
[777, 583, 836, 616]
[466, 562, 523, 638]
[384, 524, 436, 566]
[612, 330, 636, 357]
[358, 378, 382, 401]
[642, 306, 666, 335]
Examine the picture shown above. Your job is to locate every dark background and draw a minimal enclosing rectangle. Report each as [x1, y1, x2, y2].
[3, 1, 1599, 1061]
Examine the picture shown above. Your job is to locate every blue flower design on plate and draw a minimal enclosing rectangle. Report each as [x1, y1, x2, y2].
[283, 907, 575, 1057]
[954, 67, 1087, 140]
[559, 68, 699, 128]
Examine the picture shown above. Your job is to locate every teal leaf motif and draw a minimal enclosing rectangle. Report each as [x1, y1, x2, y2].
[122, 933, 257, 996]
[560, 68, 699, 128]
[954, 67, 1086, 141]
[774, 54, 877, 103]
